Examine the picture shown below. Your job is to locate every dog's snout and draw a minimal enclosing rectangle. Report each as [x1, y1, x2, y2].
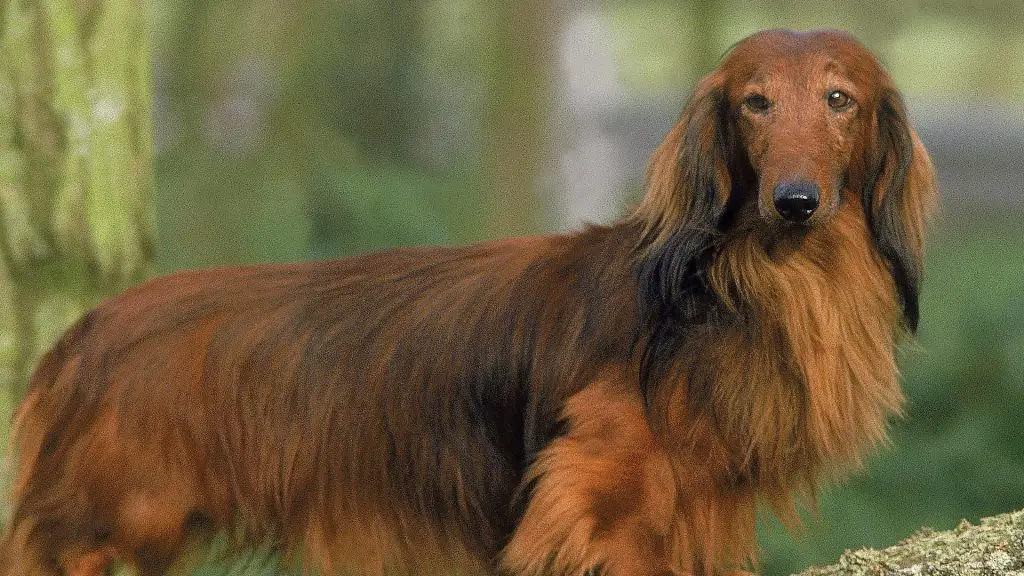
[773, 181, 820, 222]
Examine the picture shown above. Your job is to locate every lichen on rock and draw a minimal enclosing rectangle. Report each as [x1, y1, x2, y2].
[795, 510, 1024, 576]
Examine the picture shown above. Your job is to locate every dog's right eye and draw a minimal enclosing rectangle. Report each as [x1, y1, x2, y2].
[743, 94, 772, 113]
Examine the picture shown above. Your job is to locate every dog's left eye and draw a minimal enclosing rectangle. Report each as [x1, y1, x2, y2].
[743, 94, 772, 113]
[827, 90, 853, 110]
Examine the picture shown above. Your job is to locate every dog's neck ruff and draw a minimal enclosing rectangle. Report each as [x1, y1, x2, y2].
[656, 204, 904, 500]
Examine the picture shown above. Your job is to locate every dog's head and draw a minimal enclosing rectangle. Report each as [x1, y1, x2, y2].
[634, 29, 937, 331]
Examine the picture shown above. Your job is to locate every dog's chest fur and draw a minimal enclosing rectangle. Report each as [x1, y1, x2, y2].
[667, 204, 905, 491]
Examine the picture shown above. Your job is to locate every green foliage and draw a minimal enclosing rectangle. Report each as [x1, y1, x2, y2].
[307, 164, 454, 259]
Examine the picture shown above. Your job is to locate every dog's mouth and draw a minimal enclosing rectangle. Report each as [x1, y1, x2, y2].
[760, 226, 812, 260]
[717, 198, 814, 260]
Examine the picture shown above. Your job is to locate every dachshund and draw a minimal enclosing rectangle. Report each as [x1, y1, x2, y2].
[2, 29, 936, 576]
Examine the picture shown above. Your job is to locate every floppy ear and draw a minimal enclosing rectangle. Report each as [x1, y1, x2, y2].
[634, 73, 732, 248]
[633, 72, 733, 312]
[865, 89, 938, 333]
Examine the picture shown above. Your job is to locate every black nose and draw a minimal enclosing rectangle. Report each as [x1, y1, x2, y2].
[773, 180, 820, 222]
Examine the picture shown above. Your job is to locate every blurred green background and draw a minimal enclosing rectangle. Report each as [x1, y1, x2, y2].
[158, 0, 1024, 574]
[4, 0, 1024, 573]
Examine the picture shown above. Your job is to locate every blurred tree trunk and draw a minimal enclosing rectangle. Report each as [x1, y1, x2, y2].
[690, 0, 723, 74]
[0, 0, 153, 406]
[482, 0, 561, 237]
[328, 1, 421, 163]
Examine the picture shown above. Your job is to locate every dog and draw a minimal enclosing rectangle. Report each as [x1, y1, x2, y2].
[2, 29, 936, 575]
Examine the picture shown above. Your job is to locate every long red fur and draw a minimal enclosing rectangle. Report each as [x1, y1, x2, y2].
[2, 29, 936, 576]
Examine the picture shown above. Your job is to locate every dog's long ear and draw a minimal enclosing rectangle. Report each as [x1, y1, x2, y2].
[865, 88, 938, 333]
[633, 72, 733, 310]
[634, 72, 732, 249]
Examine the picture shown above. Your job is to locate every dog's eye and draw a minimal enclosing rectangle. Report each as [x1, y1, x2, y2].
[827, 90, 853, 110]
[743, 94, 772, 113]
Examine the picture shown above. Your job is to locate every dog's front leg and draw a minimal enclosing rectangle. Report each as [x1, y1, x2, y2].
[499, 381, 684, 576]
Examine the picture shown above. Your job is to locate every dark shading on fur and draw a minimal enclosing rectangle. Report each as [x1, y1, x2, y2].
[865, 89, 924, 331]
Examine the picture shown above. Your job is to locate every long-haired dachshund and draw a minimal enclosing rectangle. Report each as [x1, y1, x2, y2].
[3, 29, 936, 575]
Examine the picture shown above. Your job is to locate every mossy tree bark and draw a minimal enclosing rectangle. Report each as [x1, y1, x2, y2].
[0, 0, 153, 408]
